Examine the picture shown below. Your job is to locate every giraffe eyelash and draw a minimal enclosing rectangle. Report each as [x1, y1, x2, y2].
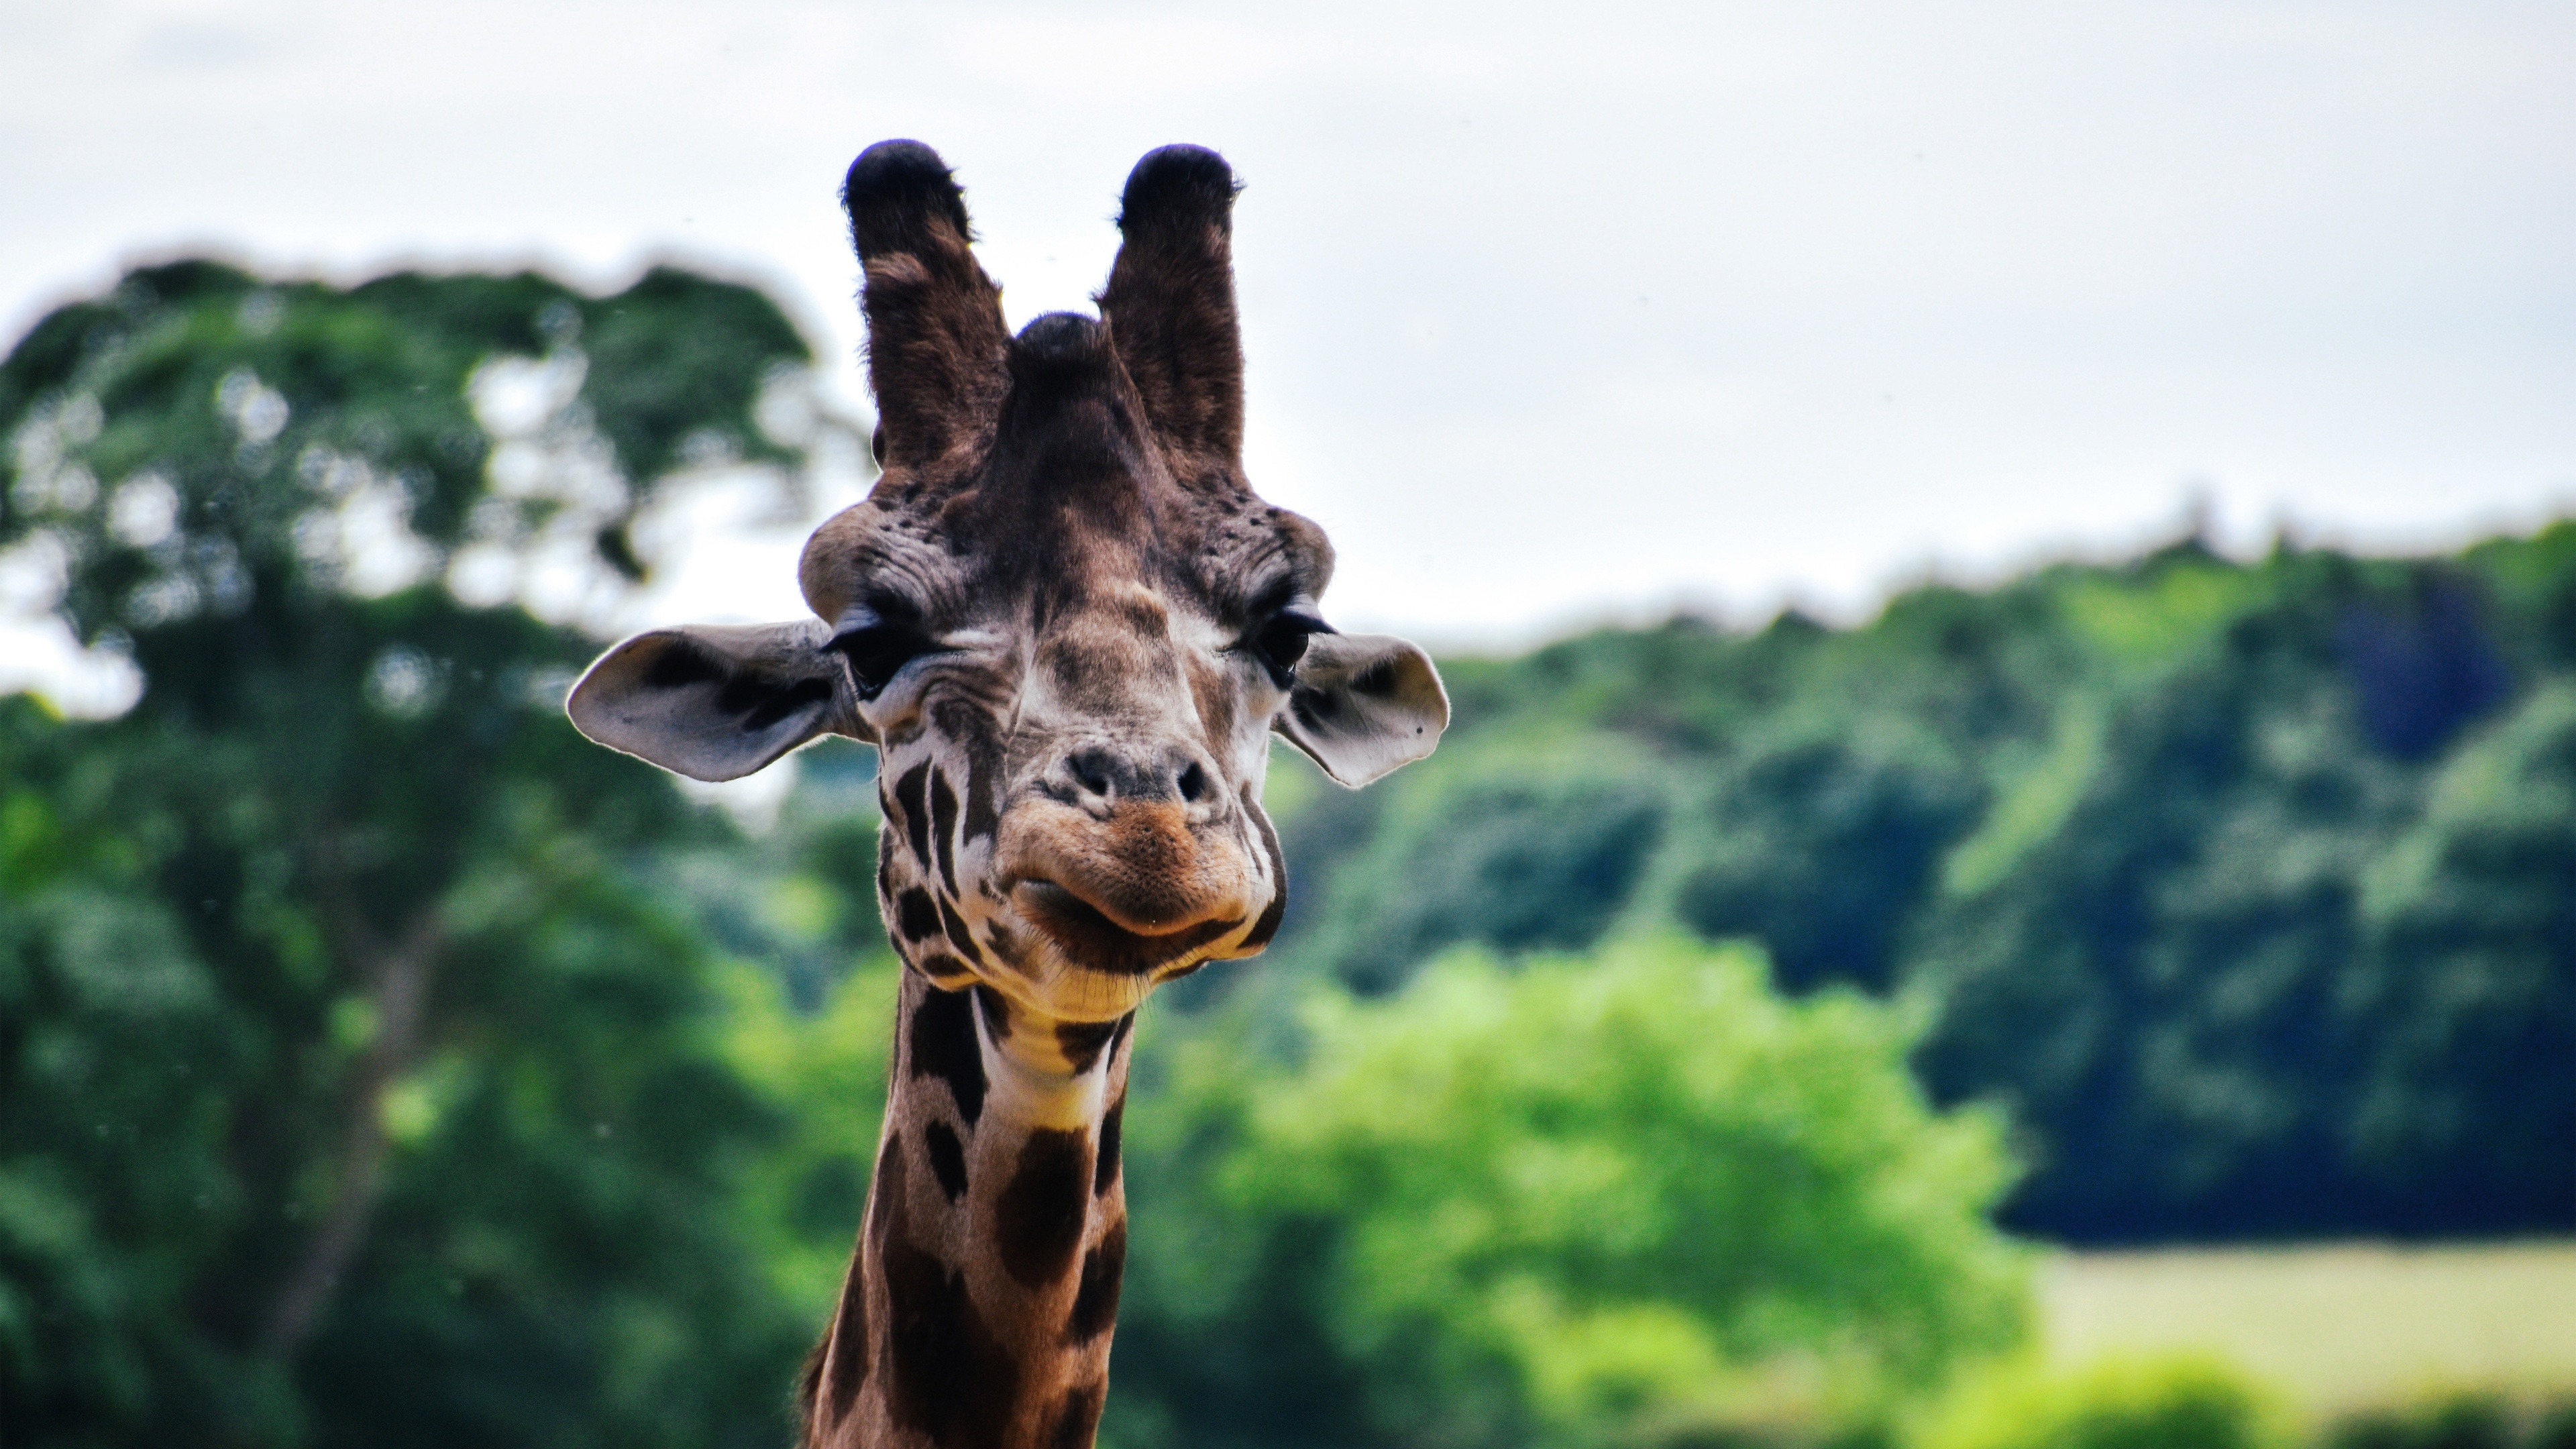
[830, 600, 947, 698]
[1240, 609, 1331, 689]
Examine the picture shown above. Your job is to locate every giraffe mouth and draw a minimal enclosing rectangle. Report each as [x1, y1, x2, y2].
[1011, 879, 1245, 976]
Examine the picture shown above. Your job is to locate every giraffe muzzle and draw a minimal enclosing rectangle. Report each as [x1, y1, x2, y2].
[996, 798, 1265, 975]
[1009, 879, 1247, 979]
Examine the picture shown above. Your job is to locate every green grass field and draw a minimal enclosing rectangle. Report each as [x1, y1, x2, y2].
[2041, 1241, 2576, 1418]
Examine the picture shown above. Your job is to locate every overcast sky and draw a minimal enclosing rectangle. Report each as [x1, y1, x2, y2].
[5, 0, 2572, 648]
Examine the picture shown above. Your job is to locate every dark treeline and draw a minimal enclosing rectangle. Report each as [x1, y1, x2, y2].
[3, 259, 2568, 1445]
[1234, 521, 2575, 1244]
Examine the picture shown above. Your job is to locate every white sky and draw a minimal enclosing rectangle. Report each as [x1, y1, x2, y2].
[5, 0, 2573, 651]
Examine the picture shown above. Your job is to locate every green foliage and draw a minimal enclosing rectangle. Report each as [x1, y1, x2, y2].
[1109, 936, 2031, 1449]
[719, 951, 899, 1322]
[1676, 729, 1980, 995]
[1239, 531, 2576, 1242]
[11, 251, 2572, 1444]
[1, 260, 831, 1446]
[1913, 1354, 2288, 1449]
[2345, 684, 2576, 1217]
[0, 616, 808, 1445]
[2325, 1391, 2576, 1449]
[1287, 734, 1675, 995]
[3, 259, 813, 647]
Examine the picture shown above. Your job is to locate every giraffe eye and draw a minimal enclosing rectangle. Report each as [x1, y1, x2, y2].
[1250, 610, 1330, 689]
[829, 604, 936, 698]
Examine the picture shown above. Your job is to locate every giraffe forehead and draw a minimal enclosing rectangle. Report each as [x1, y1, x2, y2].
[815, 486, 1293, 635]
[1050, 580, 1223, 652]
[981, 477, 1287, 612]
[805, 364, 1325, 629]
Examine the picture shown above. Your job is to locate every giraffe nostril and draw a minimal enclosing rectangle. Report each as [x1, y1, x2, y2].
[1068, 747, 1117, 799]
[1177, 760, 1208, 802]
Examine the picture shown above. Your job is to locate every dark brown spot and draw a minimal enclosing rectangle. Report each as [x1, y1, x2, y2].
[1066, 1218, 1126, 1343]
[896, 761, 932, 868]
[1055, 1012, 1129, 1074]
[1045, 1379, 1106, 1449]
[881, 1224, 1019, 1446]
[936, 894, 981, 962]
[996, 1128, 1090, 1288]
[909, 983, 986, 1125]
[965, 766, 998, 844]
[984, 918, 1028, 962]
[932, 698, 1004, 843]
[914, 951, 975, 987]
[898, 887, 942, 942]
[930, 768, 961, 894]
[924, 1120, 968, 1202]
[973, 983, 1012, 1041]
[1095, 1089, 1124, 1197]
[823, 1249, 871, 1418]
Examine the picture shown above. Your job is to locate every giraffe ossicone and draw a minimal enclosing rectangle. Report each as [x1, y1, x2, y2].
[566, 140, 1447, 1448]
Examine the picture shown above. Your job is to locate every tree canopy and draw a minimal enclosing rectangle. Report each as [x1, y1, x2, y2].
[1232, 529, 2576, 1242]
[0, 258, 839, 1445]
[1110, 937, 2028, 1449]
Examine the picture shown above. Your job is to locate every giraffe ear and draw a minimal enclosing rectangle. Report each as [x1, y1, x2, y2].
[567, 621, 872, 782]
[1274, 633, 1449, 788]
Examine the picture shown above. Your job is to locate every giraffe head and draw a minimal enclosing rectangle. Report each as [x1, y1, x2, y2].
[568, 141, 1447, 1022]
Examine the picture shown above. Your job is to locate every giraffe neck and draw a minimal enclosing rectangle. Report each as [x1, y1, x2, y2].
[805, 969, 1134, 1449]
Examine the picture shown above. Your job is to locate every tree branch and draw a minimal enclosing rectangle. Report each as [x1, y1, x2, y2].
[261, 906, 443, 1357]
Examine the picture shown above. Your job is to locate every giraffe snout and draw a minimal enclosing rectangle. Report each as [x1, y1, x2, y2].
[994, 782, 1267, 977]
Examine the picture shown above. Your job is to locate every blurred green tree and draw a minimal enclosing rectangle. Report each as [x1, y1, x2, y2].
[0, 259, 855, 1446]
[2325, 1389, 2576, 1449]
[1907, 547, 2575, 1240]
[1108, 936, 2030, 1449]
[1913, 1353, 2288, 1449]
[1234, 532, 2576, 1244]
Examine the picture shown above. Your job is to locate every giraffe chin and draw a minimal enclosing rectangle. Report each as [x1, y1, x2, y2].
[994, 929, 1248, 1022]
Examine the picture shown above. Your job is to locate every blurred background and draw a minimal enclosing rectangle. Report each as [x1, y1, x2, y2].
[2, 3, 2570, 1448]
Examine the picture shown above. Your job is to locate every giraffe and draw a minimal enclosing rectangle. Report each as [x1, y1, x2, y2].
[564, 140, 1448, 1448]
